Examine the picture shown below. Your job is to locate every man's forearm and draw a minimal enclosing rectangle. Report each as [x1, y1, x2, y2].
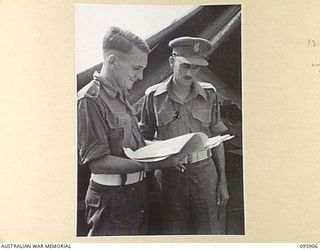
[89, 152, 185, 174]
[89, 155, 145, 174]
[212, 143, 227, 183]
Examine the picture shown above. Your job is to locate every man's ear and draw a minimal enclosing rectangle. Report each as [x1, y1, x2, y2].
[169, 56, 175, 68]
[106, 54, 117, 68]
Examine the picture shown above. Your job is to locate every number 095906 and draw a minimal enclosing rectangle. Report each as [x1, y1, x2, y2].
[300, 244, 318, 248]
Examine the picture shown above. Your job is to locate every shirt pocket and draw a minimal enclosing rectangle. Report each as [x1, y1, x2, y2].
[156, 111, 175, 126]
[108, 112, 131, 128]
[108, 112, 132, 153]
[191, 109, 212, 125]
[155, 110, 183, 139]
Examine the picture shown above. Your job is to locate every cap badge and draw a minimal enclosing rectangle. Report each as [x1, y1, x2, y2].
[193, 42, 200, 53]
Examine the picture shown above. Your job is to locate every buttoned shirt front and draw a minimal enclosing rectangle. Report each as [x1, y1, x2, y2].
[78, 72, 145, 166]
[140, 76, 221, 141]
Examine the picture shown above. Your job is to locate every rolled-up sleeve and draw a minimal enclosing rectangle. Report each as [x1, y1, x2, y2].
[139, 94, 156, 140]
[77, 98, 111, 165]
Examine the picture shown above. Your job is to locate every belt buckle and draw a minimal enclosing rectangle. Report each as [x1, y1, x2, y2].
[184, 150, 211, 164]
[126, 171, 145, 185]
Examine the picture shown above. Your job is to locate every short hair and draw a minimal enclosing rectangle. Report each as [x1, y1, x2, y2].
[102, 26, 151, 56]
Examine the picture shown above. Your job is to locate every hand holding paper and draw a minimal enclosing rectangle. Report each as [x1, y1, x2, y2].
[124, 132, 234, 162]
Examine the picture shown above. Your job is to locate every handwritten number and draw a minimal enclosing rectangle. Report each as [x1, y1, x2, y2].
[308, 39, 319, 48]
[173, 111, 181, 120]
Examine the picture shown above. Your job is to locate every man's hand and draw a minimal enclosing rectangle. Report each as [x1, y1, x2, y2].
[174, 162, 186, 172]
[162, 153, 186, 167]
[217, 182, 229, 206]
[144, 153, 186, 171]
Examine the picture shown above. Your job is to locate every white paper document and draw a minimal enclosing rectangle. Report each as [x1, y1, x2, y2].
[123, 132, 234, 162]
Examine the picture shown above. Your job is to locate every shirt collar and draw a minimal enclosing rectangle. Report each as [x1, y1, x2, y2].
[154, 75, 207, 101]
[193, 81, 208, 101]
[154, 76, 171, 96]
[93, 71, 122, 99]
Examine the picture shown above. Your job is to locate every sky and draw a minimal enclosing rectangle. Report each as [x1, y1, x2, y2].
[75, 5, 196, 72]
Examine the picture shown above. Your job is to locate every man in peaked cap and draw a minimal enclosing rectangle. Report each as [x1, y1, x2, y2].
[140, 37, 229, 234]
[77, 27, 185, 236]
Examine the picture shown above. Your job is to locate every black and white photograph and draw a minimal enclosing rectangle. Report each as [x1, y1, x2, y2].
[76, 4, 243, 237]
[2, 0, 320, 246]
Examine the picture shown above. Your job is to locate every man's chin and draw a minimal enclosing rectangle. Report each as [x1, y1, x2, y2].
[125, 81, 135, 89]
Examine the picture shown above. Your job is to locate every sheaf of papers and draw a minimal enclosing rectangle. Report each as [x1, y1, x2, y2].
[206, 134, 235, 149]
[123, 132, 234, 162]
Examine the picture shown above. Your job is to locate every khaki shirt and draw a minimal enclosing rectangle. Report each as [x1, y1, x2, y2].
[140, 76, 221, 140]
[77, 72, 145, 165]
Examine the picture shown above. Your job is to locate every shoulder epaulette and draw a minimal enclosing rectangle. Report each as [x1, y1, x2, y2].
[199, 81, 216, 92]
[77, 79, 101, 100]
[145, 82, 163, 96]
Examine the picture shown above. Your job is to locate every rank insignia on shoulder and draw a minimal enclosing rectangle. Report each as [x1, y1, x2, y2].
[85, 80, 100, 98]
[77, 80, 101, 100]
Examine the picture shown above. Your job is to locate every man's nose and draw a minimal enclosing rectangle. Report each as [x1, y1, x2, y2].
[186, 69, 194, 76]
